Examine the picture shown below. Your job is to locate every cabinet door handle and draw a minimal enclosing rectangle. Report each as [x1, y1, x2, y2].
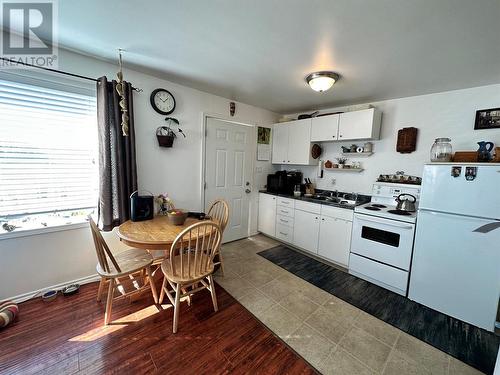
[339, 134, 343, 138]
[279, 231, 287, 236]
[280, 219, 288, 223]
[322, 218, 325, 221]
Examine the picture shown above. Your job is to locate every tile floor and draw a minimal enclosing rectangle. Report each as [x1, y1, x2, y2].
[214, 234, 484, 375]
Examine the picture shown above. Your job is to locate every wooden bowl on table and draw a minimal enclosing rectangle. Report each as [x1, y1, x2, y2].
[167, 209, 188, 225]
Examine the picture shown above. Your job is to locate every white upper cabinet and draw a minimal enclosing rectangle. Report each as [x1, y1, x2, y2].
[272, 119, 314, 165]
[273, 109, 381, 164]
[288, 119, 313, 164]
[338, 108, 381, 141]
[271, 123, 289, 164]
[311, 114, 339, 142]
[309, 108, 381, 142]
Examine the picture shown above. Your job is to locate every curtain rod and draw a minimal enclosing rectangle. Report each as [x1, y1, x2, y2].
[0, 57, 143, 92]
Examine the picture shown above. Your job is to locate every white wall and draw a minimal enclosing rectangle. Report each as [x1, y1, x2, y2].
[3, 50, 498, 302]
[283, 84, 500, 195]
[0, 48, 278, 301]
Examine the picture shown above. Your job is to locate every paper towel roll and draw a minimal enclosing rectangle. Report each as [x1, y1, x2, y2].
[317, 159, 324, 178]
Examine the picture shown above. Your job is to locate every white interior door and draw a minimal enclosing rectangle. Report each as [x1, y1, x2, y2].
[205, 118, 254, 243]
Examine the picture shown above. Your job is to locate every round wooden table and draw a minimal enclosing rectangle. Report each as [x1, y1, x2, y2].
[117, 216, 209, 251]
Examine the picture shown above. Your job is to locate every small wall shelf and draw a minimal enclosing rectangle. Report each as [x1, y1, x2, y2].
[340, 152, 373, 157]
[324, 167, 364, 173]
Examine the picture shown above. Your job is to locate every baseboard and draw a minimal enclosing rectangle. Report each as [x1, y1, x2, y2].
[8, 274, 101, 303]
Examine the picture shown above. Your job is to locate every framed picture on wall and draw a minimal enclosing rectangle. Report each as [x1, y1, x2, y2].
[257, 126, 271, 161]
[474, 107, 500, 130]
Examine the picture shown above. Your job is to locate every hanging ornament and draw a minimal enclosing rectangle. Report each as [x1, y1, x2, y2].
[116, 49, 129, 136]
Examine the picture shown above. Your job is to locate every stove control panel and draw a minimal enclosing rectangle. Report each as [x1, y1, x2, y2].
[371, 183, 421, 206]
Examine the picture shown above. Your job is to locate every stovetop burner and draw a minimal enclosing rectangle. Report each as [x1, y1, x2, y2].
[387, 209, 413, 216]
[371, 204, 387, 208]
[364, 206, 381, 211]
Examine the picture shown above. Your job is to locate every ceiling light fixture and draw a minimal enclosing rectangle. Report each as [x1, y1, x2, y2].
[306, 71, 340, 92]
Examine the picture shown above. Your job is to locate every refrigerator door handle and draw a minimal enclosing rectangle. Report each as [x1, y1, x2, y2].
[473, 221, 500, 233]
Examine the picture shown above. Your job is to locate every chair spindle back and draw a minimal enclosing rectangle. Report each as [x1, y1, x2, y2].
[207, 199, 229, 233]
[169, 221, 221, 280]
[88, 215, 121, 274]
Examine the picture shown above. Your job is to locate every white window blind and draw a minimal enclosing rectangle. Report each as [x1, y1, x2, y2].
[0, 71, 98, 218]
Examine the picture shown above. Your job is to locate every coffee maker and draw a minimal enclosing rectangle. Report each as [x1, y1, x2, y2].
[266, 170, 303, 196]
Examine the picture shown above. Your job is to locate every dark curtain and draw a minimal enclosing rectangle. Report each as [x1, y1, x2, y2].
[96, 76, 137, 231]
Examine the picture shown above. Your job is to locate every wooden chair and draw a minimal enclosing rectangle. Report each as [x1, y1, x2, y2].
[207, 199, 229, 275]
[159, 221, 222, 333]
[89, 216, 158, 325]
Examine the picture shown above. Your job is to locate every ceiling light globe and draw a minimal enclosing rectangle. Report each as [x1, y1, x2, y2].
[306, 71, 340, 92]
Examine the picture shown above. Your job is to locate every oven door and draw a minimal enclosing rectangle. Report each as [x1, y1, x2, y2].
[351, 213, 415, 270]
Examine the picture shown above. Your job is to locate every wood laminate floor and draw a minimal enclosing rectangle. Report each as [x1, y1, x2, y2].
[0, 279, 315, 374]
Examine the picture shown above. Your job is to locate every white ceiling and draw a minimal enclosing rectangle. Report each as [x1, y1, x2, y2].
[29, 1, 500, 112]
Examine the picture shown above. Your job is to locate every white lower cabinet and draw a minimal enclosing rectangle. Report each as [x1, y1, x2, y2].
[257, 193, 276, 237]
[318, 215, 352, 267]
[258, 193, 353, 266]
[293, 209, 320, 253]
[276, 223, 293, 243]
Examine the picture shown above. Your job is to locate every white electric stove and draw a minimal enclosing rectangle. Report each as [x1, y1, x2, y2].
[354, 183, 420, 223]
[349, 182, 421, 296]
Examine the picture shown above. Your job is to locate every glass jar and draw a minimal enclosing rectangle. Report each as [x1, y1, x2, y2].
[293, 184, 301, 197]
[430, 138, 452, 162]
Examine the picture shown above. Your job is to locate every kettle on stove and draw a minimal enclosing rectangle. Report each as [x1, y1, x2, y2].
[395, 194, 417, 212]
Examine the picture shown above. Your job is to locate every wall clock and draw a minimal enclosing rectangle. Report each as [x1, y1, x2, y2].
[150, 88, 176, 115]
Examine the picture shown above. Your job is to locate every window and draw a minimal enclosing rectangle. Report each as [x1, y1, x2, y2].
[0, 70, 98, 234]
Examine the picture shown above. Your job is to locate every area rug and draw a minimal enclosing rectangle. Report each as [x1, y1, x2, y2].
[258, 245, 500, 374]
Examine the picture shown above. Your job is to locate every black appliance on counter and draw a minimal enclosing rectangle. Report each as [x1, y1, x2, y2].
[130, 191, 154, 222]
[266, 170, 303, 195]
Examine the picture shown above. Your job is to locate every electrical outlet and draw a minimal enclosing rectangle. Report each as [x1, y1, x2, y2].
[331, 178, 336, 185]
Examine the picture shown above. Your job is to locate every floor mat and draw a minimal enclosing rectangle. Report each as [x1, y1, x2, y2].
[258, 245, 499, 374]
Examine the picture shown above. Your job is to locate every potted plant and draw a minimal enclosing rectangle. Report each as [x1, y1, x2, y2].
[156, 117, 186, 148]
[155, 193, 175, 215]
[336, 157, 347, 169]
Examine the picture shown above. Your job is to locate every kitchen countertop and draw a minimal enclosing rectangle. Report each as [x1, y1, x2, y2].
[259, 190, 371, 210]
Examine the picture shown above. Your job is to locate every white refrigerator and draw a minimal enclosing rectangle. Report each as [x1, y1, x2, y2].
[408, 163, 500, 331]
